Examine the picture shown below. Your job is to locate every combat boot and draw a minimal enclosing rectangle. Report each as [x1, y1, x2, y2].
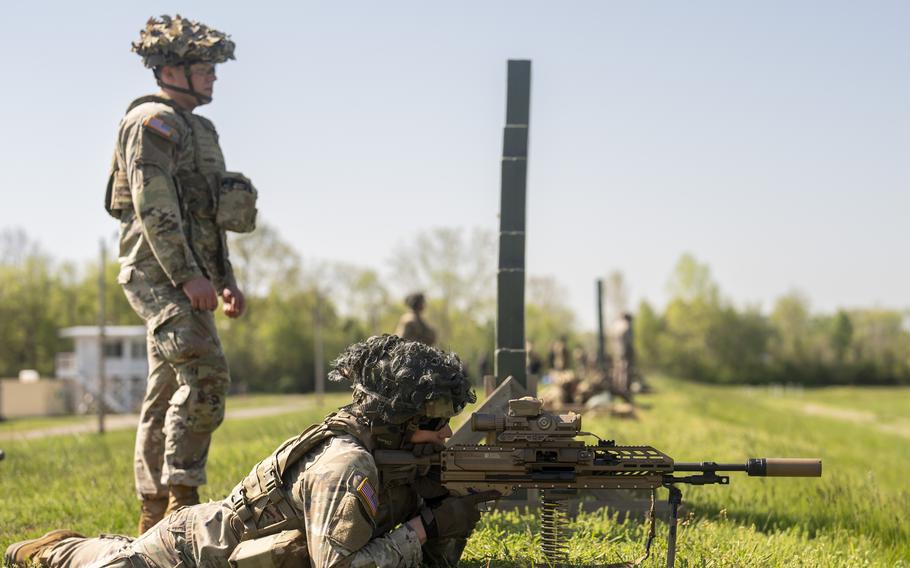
[165, 485, 200, 516]
[4, 529, 83, 567]
[137, 496, 168, 535]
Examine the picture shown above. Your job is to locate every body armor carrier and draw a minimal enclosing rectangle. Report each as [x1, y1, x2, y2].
[106, 95, 256, 233]
[227, 411, 375, 541]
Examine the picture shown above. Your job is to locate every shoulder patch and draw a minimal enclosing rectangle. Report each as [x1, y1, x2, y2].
[353, 473, 379, 518]
[143, 116, 178, 141]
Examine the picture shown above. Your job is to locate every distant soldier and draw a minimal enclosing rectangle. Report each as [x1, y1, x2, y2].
[525, 341, 542, 376]
[548, 336, 570, 371]
[611, 313, 635, 399]
[6, 337, 494, 568]
[572, 346, 589, 374]
[105, 15, 258, 533]
[395, 292, 437, 346]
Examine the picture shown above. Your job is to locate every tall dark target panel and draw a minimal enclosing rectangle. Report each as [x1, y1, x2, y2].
[495, 60, 531, 390]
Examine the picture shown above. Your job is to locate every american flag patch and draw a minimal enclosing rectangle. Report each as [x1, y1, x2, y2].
[144, 116, 176, 140]
[356, 477, 379, 517]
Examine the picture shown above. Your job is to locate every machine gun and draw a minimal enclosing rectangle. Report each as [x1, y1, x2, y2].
[375, 397, 821, 567]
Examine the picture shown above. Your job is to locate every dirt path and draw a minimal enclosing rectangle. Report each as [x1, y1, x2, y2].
[800, 402, 910, 439]
[0, 403, 309, 442]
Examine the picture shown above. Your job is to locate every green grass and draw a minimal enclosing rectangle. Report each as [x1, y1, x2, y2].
[1, 379, 908, 567]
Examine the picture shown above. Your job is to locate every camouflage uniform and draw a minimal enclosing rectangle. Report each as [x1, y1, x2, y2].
[610, 316, 634, 397]
[394, 312, 437, 346]
[395, 293, 436, 346]
[30, 412, 456, 568]
[108, 16, 250, 509]
[115, 93, 234, 499]
[12, 338, 477, 568]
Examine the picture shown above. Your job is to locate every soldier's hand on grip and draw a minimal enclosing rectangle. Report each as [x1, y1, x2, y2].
[413, 466, 449, 507]
[182, 276, 218, 311]
[419, 490, 500, 539]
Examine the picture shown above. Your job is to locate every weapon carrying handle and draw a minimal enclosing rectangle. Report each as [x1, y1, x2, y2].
[748, 458, 822, 477]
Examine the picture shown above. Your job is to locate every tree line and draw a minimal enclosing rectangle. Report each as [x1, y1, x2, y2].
[0, 226, 573, 392]
[636, 254, 910, 385]
[1, 227, 907, 389]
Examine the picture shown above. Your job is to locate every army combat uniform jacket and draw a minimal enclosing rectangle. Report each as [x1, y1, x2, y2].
[394, 312, 436, 347]
[38, 413, 459, 568]
[110, 94, 238, 328]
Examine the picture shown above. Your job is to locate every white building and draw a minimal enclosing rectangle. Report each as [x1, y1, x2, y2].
[56, 326, 148, 413]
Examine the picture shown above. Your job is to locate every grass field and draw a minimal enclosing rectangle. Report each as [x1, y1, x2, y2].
[1, 378, 907, 567]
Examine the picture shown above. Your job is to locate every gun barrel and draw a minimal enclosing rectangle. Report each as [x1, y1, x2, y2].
[674, 458, 821, 477]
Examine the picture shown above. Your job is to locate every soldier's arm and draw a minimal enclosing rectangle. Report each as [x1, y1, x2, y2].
[121, 110, 203, 287]
[219, 249, 238, 291]
[295, 446, 423, 568]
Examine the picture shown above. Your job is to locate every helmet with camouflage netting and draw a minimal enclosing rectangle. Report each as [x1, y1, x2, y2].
[132, 15, 235, 69]
[132, 15, 234, 105]
[329, 335, 476, 448]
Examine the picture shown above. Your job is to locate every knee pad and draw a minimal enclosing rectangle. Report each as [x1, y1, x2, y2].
[169, 377, 228, 433]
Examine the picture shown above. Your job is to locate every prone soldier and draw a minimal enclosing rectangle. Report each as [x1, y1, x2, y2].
[106, 15, 258, 532]
[5, 336, 495, 568]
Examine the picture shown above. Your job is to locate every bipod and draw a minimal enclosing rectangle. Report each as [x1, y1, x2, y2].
[665, 485, 683, 568]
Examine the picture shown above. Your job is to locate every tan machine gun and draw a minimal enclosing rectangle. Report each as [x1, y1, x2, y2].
[376, 397, 821, 567]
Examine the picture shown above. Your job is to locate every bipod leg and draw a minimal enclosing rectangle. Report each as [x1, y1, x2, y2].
[665, 486, 682, 568]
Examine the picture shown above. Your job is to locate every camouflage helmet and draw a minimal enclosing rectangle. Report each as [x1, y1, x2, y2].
[329, 335, 475, 431]
[132, 15, 235, 69]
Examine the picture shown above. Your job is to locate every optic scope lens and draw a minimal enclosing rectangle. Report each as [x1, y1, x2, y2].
[471, 413, 499, 432]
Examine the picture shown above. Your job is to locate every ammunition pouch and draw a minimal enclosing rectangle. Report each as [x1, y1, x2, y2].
[105, 154, 132, 219]
[228, 530, 309, 568]
[216, 172, 258, 233]
[228, 425, 326, 541]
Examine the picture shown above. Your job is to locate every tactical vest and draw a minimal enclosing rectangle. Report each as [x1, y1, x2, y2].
[227, 412, 376, 541]
[105, 95, 256, 234]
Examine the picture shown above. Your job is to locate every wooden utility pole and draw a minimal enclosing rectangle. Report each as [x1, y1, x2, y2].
[596, 279, 606, 366]
[313, 289, 325, 402]
[97, 239, 107, 434]
[495, 59, 532, 390]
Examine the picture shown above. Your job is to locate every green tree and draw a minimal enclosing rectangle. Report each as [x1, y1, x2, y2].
[666, 253, 719, 305]
[634, 300, 662, 369]
[829, 310, 853, 364]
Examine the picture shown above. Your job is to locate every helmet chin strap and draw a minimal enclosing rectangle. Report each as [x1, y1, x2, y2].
[155, 67, 212, 105]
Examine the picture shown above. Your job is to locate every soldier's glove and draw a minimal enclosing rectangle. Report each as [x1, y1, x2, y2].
[419, 491, 501, 540]
[414, 466, 449, 507]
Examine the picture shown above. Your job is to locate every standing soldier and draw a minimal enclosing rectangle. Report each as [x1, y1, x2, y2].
[611, 313, 635, 399]
[395, 292, 437, 346]
[105, 15, 258, 533]
[6, 336, 495, 568]
[548, 336, 570, 372]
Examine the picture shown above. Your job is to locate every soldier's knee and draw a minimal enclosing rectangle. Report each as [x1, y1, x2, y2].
[169, 375, 228, 433]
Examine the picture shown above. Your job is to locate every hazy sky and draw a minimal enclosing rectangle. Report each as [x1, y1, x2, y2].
[1, 1, 907, 329]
